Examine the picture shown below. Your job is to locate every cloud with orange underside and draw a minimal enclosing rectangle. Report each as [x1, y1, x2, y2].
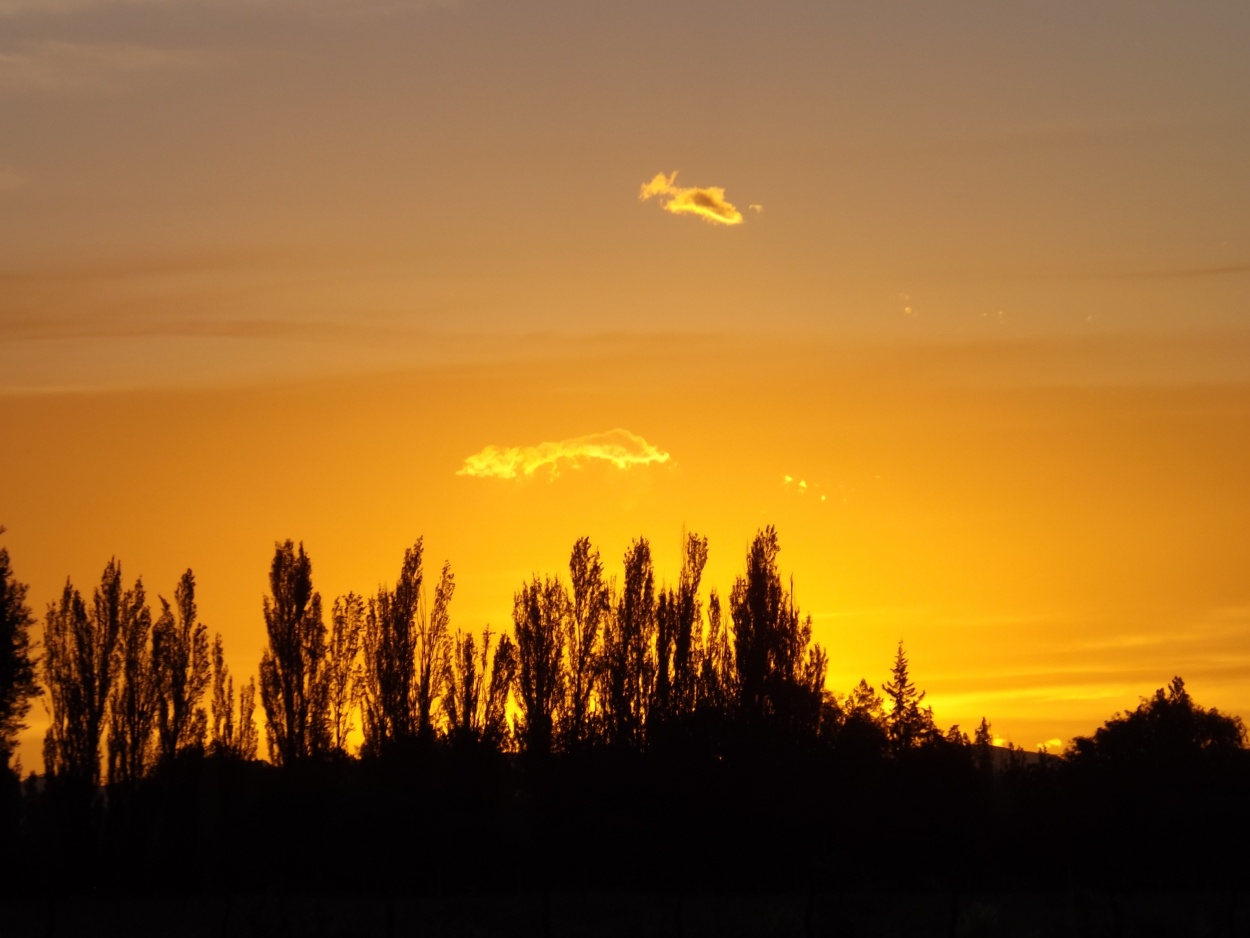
[639, 171, 747, 226]
[457, 429, 671, 479]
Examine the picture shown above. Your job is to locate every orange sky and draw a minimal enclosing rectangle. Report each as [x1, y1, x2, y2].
[2, 0, 1248, 769]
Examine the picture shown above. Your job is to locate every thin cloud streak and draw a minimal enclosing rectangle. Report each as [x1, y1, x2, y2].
[0, 40, 203, 93]
[639, 171, 747, 226]
[0, 0, 458, 14]
[458, 429, 671, 480]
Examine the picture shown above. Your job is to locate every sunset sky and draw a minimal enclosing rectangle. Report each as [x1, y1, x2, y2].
[2, 0, 1248, 769]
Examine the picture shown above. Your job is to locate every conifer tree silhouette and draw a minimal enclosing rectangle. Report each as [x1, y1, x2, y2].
[0, 533, 39, 776]
[882, 641, 936, 753]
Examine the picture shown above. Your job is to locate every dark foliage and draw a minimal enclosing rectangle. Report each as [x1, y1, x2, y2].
[5, 527, 1247, 904]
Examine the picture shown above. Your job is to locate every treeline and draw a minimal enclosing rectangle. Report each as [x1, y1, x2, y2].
[1, 526, 1248, 897]
[12, 528, 972, 777]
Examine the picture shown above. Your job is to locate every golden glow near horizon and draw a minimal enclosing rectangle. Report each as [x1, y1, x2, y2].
[639, 172, 747, 226]
[458, 428, 671, 479]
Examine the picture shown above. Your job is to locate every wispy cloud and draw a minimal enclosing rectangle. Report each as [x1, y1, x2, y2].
[0, 40, 202, 93]
[458, 429, 671, 479]
[0, 0, 458, 15]
[639, 171, 747, 226]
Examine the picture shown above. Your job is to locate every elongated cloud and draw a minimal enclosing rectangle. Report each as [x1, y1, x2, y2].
[458, 429, 670, 479]
[639, 171, 746, 226]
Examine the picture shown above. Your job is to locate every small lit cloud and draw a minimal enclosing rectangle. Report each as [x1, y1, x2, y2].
[783, 473, 831, 504]
[639, 171, 747, 226]
[458, 428, 671, 479]
[1037, 738, 1063, 752]
[748, 204, 763, 213]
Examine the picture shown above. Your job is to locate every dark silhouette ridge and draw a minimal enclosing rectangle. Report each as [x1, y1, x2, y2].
[2, 526, 1247, 923]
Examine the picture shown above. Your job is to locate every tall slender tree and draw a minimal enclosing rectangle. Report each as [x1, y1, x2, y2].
[153, 569, 210, 763]
[259, 541, 329, 765]
[729, 527, 825, 731]
[414, 562, 454, 742]
[210, 634, 258, 760]
[444, 627, 516, 749]
[43, 560, 126, 786]
[698, 590, 733, 711]
[325, 592, 364, 755]
[599, 538, 655, 749]
[360, 541, 423, 755]
[561, 537, 608, 750]
[882, 641, 934, 753]
[513, 575, 566, 756]
[0, 533, 39, 775]
[672, 531, 708, 718]
[106, 577, 159, 786]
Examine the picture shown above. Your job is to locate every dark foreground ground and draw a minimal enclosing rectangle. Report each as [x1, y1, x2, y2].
[7, 890, 1249, 938]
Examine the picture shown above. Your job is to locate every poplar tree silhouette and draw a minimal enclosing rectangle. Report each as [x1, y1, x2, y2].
[153, 570, 210, 763]
[210, 634, 257, 760]
[43, 561, 126, 786]
[361, 542, 423, 754]
[513, 575, 566, 756]
[444, 627, 517, 748]
[0, 533, 39, 776]
[672, 532, 708, 718]
[561, 537, 608, 750]
[729, 527, 826, 731]
[106, 576, 158, 786]
[697, 590, 733, 711]
[325, 592, 364, 755]
[415, 561, 454, 743]
[259, 541, 329, 765]
[600, 538, 655, 749]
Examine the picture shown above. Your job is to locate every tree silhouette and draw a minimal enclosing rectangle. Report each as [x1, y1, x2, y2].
[326, 592, 364, 755]
[671, 532, 708, 719]
[209, 634, 257, 760]
[697, 590, 733, 711]
[560, 537, 608, 750]
[513, 575, 566, 756]
[106, 576, 158, 786]
[360, 543, 422, 754]
[600, 538, 655, 749]
[152, 569, 210, 763]
[43, 561, 126, 786]
[883, 641, 922, 751]
[0, 534, 39, 776]
[729, 527, 825, 732]
[882, 641, 937, 753]
[973, 716, 994, 774]
[444, 626, 516, 748]
[1069, 675, 1246, 765]
[259, 541, 328, 765]
[415, 561, 454, 743]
